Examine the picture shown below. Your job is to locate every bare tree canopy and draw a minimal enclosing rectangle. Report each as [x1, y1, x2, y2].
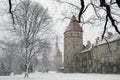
[55, 0, 120, 39]
[8, 0, 15, 25]
[5, 0, 53, 77]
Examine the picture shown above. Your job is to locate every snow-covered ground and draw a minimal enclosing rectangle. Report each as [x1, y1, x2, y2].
[0, 71, 120, 80]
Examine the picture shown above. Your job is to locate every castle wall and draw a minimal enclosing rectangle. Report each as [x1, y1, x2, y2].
[75, 39, 120, 73]
[92, 39, 120, 73]
[65, 37, 120, 73]
[63, 15, 120, 73]
[72, 50, 93, 73]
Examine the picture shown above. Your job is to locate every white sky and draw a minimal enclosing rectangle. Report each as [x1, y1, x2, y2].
[31, 0, 104, 53]
[0, 0, 106, 54]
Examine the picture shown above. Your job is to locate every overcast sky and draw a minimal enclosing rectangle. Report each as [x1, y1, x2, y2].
[0, 0, 106, 53]
[31, 0, 105, 52]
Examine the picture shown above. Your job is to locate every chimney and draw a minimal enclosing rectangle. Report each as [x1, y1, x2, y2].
[107, 32, 113, 38]
[86, 41, 91, 49]
[96, 37, 100, 44]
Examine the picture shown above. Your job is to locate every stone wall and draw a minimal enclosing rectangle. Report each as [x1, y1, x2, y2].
[66, 38, 120, 73]
[92, 39, 120, 73]
[64, 31, 83, 72]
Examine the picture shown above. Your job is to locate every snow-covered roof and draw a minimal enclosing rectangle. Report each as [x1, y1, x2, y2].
[81, 34, 120, 53]
[81, 46, 92, 53]
[59, 67, 64, 69]
[65, 15, 83, 32]
[94, 33, 120, 46]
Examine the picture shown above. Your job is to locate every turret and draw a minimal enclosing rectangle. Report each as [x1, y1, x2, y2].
[64, 15, 83, 72]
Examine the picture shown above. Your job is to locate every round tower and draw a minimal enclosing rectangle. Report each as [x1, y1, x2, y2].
[64, 15, 83, 72]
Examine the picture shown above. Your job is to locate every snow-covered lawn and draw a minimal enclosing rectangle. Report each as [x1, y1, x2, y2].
[0, 71, 120, 80]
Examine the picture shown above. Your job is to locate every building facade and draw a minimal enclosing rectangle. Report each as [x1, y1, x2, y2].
[64, 15, 120, 73]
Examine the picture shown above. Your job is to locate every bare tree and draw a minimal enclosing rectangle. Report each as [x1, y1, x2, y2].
[0, 37, 52, 76]
[55, 0, 120, 38]
[41, 41, 52, 73]
[5, 0, 53, 77]
[8, 0, 15, 24]
[0, 40, 23, 74]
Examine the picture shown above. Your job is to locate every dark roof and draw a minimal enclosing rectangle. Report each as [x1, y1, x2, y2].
[65, 15, 83, 32]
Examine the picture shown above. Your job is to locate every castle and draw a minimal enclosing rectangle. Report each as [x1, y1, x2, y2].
[64, 15, 120, 73]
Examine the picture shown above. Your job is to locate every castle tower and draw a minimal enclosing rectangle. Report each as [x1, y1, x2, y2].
[54, 37, 62, 70]
[64, 15, 83, 72]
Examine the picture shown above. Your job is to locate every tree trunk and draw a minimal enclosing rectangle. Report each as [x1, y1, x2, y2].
[24, 62, 29, 78]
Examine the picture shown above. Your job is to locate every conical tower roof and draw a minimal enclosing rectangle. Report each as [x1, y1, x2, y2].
[65, 15, 83, 32]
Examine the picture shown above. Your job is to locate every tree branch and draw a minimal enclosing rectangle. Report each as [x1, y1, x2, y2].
[78, 0, 85, 22]
[8, 0, 15, 24]
[102, 16, 108, 39]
